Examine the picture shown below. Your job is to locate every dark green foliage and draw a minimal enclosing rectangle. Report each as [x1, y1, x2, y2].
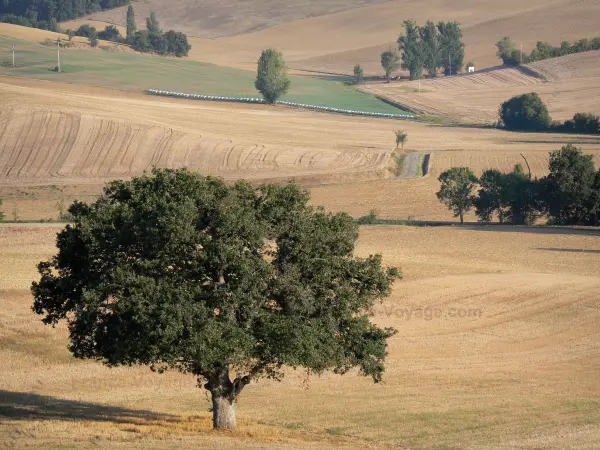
[126, 4, 136, 43]
[436, 167, 478, 224]
[0, 0, 128, 30]
[437, 21, 464, 75]
[398, 20, 464, 79]
[130, 12, 190, 57]
[543, 145, 599, 225]
[75, 24, 95, 38]
[420, 21, 441, 77]
[353, 64, 364, 85]
[499, 93, 551, 131]
[476, 165, 545, 225]
[98, 25, 122, 42]
[397, 20, 424, 80]
[255, 49, 291, 103]
[380, 49, 400, 81]
[496, 35, 600, 66]
[563, 113, 600, 135]
[357, 210, 378, 225]
[31, 168, 400, 428]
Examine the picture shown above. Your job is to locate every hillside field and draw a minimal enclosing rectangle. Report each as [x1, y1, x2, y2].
[1, 1, 600, 448]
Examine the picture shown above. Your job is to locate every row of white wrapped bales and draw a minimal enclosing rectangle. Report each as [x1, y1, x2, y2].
[146, 89, 412, 119]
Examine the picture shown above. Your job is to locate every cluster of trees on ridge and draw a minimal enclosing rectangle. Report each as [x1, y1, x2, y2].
[0, 0, 128, 31]
[30, 168, 400, 430]
[369, 20, 465, 82]
[496, 36, 600, 66]
[437, 145, 600, 226]
[498, 92, 599, 134]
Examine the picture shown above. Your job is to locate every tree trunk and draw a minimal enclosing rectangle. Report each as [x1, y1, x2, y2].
[211, 393, 237, 431]
[459, 210, 464, 224]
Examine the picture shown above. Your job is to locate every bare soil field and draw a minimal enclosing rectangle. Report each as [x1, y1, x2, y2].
[364, 51, 600, 124]
[1, 224, 599, 449]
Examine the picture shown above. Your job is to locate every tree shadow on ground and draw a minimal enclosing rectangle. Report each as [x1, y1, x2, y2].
[0, 390, 173, 424]
[462, 224, 600, 236]
[535, 247, 600, 254]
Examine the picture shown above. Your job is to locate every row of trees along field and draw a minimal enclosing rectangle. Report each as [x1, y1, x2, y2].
[437, 145, 600, 226]
[496, 35, 600, 66]
[65, 6, 191, 57]
[498, 92, 600, 134]
[375, 20, 465, 82]
[0, 0, 128, 31]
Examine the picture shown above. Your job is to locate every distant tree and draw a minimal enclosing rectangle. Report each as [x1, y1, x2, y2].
[436, 167, 478, 224]
[32, 169, 401, 431]
[437, 21, 464, 75]
[394, 130, 408, 150]
[163, 30, 191, 57]
[543, 145, 598, 225]
[475, 169, 508, 223]
[496, 37, 520, 66]
[98, 25, 122, 42]
[146, 12, 161, 37]
[420, 21, 441, 77]
[75, 24, 95, 38]
[571, 113, 600, 134]
[89, 27, 99, 47]
[499, 93, 551, 131]
[132, 30, 152, 53]
[66, 29, 75, 41]
[353, 64, 364, 85]
[380, 49, 400, 82]
[255, 49, 291, 103]
[398, 20, 424, 80]
[126, 4, 136, 43]
[0, 199, 4, 222]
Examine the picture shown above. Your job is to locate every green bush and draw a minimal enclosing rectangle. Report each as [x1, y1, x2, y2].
[357, 210, 378, 225]
[499, 93, 551, 131]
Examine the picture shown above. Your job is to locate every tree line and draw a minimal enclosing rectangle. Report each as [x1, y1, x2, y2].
[437, 145, 600, 226]
[496, 36, 600, 66]
[375, 20, 465, 82]
[498, 92, 599, 134]
[0, 0, 128, 31]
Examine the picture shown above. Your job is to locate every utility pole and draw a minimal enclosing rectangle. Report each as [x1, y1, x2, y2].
[56, 38, 61, 73]
[12, 45, 15, 67]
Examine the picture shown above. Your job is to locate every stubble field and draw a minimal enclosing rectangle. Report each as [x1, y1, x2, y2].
[1, 1, 600, 447]
[1, 224, 599, 449]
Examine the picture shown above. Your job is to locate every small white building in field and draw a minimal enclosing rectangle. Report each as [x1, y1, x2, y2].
[467, 63, 475, 73]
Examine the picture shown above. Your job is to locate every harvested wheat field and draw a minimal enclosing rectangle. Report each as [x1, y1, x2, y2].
[1, 223, 599, 449]
[366, 51, 600, 124]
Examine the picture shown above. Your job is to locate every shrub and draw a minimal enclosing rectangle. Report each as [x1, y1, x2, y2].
[499, 93, 551, 131]
[98, 25, 122, 42]
[357, 210, 378, 225]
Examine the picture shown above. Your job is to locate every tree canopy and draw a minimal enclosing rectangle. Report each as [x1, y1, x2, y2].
[499, 93, 551, 131]
[32, 168, 400, 431]
[436, 167, 478, 224]
[255, 49, 291, 103]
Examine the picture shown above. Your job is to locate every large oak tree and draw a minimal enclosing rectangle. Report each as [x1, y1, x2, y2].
[32, 169, 400, 430]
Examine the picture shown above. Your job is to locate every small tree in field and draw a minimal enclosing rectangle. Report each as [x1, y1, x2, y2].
[32, 169, 400, 431]
[0, 199, 4, 222]
[381, 49, 400, 82]
[395, 130, 408, 150]
[436, 167, 478, 224]
[255, 49, 291, 103]
[353, 64, 364, 85]
[126, 5, 137, 43]
[499, 92, 551, 131]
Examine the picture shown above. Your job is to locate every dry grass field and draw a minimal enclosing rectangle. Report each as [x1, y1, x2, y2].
[61, 0, 600, 74]
[2, 224, 599, 449]
[1, 1, 600, 447]
[365, 52, 600, 124]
